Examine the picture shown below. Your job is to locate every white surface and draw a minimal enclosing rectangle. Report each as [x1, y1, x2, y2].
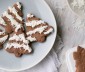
[0, 0, 57, 71]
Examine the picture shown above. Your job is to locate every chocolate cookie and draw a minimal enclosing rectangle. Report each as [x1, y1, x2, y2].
[73, 46, 85, 72]
[0, 17, 8, 49]
[5, 32, 32, 57]
[2, 2, 24, 34]
[26, 14, 53, 42]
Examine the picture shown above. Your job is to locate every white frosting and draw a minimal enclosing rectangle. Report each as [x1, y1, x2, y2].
[26, 36, 36, 42]
[44, 28, 53, 34]
[8, 6, 22, 21]
[26, 14, 53, 42]
[9, 34, 22, 41]
[3, 11, 22, 32]
[27, 14, 34, 18]
[9, 33, 29, 43]
[0, 31, 5, 35]
[26, 20, 45, 27]
[6, 42, 32, 52]
[26, 26, 48, 35]
[0, 35, 8, 43]
[6, 33, 32, 52]
[15, 24, 22, 32]
[0, 17, 6, 26]
[16, 2, 21, 9]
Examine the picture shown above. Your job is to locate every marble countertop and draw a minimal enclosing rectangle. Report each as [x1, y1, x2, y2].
[45, 0, 85, 72]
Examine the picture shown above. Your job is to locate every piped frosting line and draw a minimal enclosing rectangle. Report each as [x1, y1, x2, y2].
[16, 2, 21, 9]
[44, 28, 53, 35]
[0, 31, 5, 35]
[26, 36, 36, 42]
[6, 33, 32, 52]
[9, 33, 29, 43]
[26, 20, 45, 27]
[0, 35, 8, 43]
[8, 6, 22, 21]
[26, 26, 48, 35]
[27, 14, 34, 18]
[3, 11, 22, 32]
[6, 42, 32, 52]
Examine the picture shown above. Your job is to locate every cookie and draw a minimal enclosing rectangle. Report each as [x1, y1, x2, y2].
[73, 46, 85, 72]
[5, 32, 32, 57]
[26, 14, 53, 42]
[0, 30, 8, 48]
[2, 2, 24, 34]
[0, 17, 8, 48]
[0, 17, 6, 32]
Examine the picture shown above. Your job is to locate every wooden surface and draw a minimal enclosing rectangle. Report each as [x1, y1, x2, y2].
[45, 0, 85, 72]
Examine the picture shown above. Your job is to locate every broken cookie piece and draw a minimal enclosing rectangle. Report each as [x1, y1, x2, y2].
[26, 14, 53, 42]
[2, 2, 24, 34]
[73, 46, 85, 72]
[5, 32, 32, 57]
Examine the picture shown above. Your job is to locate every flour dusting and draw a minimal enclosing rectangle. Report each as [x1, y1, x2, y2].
[71, 0, 85, 16]
[72, 17, 85, 31]
[71, 0, 85, 8]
